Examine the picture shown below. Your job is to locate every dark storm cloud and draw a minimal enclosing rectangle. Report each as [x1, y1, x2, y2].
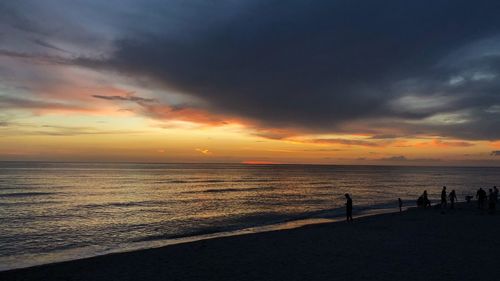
[4, 0, 500, 140]
[73, 0, 500, 139]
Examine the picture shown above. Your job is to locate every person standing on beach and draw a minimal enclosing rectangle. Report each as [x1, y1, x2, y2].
[423, 190, 431, 207]
[441, 186, 447, 209]
[398, 198, 403, 212]
[494, 186, 499, 203]
[449, 190, 457, 209]
[476, 188, 487, 209]
[345, 193, 353, 222]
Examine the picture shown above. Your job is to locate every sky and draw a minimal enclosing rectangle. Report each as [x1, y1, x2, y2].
[1, 0, 500, 165]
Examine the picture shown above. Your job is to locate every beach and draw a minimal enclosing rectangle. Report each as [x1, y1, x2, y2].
[2, 202, 499, 281]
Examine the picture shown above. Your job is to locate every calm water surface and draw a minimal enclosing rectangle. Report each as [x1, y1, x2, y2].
[1, 162, 499, 270]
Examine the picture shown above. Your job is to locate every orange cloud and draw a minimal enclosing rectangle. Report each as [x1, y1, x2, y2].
[92, 92, 250, 127]
[252, 128, 300, 140]
[414, 139, 474, 148]
[309, 138, 385, 147]
[2, 83, 141, 117]
[142, 104, 240, 126]
[285, 137, 394, 147]
[491, 141, 500, 149]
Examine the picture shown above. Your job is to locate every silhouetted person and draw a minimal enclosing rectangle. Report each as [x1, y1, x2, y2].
[494, 186, 499, 203]
[476, 188, 487, 210]
[417, 196, 423, 207]
[398, 198, 403, 212]
[345, 193, 353, 222]
[423, 190, 431, 207]
[441, 186, 447, 209]
[417, 191, 431, 207]
[489, 189, 496, 214]
[449, 190, 457, 209]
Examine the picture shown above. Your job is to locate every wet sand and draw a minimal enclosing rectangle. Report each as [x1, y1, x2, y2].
[2, 202, 499, 281]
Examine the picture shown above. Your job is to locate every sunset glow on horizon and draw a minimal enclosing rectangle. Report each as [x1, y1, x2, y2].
[1, 1, 500, 166]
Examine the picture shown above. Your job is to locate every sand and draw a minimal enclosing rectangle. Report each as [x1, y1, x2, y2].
[2, 202, 499, 281]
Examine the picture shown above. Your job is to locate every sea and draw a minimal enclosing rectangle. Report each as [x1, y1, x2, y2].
[1, 162, 499, 270]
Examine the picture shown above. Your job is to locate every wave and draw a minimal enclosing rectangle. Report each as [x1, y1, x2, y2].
[155, 180, 189, 184]
[182, 186, 276, 194]
[155, 179, 226, 184]
[232, 179, 275, 183]
[78, 200, 167, 209]
[204, 186, 275, 193]
[192, 179, 226, 183]
[132, 227, 229, 242]
[130, 210, 338, 244]
[310, 185, 335, 189]
[0, 184, 48, 190]
[0, 200, 60, 206]
[0, 192, 57, 198]
[155, 179, 278, 185]
[308, 181, 332, 185]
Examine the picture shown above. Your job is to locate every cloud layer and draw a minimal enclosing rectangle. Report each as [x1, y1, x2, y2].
[2, 0, 500, 141]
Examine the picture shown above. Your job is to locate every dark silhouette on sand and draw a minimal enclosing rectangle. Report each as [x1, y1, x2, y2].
[417, 190, 431, 207]
[398, 198, 403, 212]
[449, 190, 457, 209]
[441, 186, 447, 209]
[494, 186, 499, 203]
[345, 193, 353, 222]
[476, 188, 487, 209]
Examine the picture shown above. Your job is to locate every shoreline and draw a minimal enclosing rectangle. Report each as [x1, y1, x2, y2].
[0, 205, 400, 272]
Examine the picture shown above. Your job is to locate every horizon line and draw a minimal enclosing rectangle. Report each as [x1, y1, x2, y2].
[1, 160, 499, 169]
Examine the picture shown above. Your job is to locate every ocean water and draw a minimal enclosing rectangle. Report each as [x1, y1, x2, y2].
[1, 162, 499, 270]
